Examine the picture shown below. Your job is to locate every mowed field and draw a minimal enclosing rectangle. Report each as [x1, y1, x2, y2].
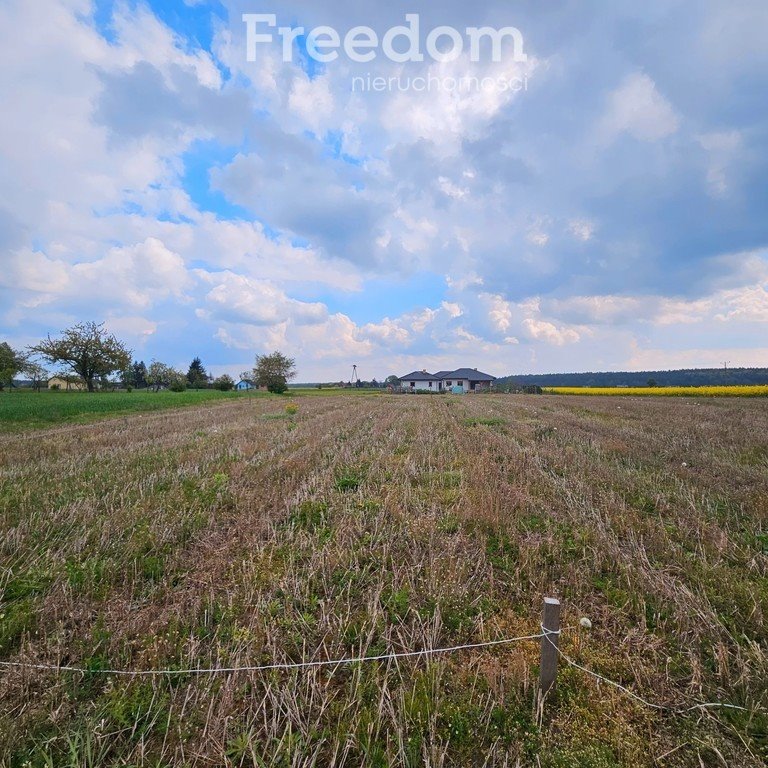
[1, 394, 767, 767]
[546, 386, 768, 397]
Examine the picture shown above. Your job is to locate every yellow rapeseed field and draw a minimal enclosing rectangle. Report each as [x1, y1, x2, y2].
[546, 385, 768, 396]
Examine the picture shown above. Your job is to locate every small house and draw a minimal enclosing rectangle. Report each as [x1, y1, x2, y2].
[441, 368, 496, 393]
[47, 377, 86, 391]
[235, 379, 255, 391]
[399, 370, 441, 392]
[398, 367, 496, 393]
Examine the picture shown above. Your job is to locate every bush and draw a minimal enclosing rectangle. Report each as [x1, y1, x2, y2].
[213, 375, 235, 392]
[267, 376, 288, 394]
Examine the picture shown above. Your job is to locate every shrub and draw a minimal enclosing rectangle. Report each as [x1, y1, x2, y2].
[213, 374, 235, 391]
[267, 377, 288, 394]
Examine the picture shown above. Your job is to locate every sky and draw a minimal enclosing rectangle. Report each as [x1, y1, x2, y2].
[1, 0, 767, 382]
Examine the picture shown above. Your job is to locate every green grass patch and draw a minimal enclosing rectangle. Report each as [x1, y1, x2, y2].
[0, 389, 258, 432]
[462, 417, 506, 428]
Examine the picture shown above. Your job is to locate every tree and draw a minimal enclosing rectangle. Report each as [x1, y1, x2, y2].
[146, 360, 173, 392]
[385, 375, 401, 388]
[187, 357, 208, 389]
[168, 371, 187, 392]
[30, 322, 131, 393]
[213, 374, 235, 391]
[24, 360, 48, 392]
[125, 360, 148, 389]
[146, 361, 187, 393]
[253, 351, 297, 394]
[0, 342, 26, 390]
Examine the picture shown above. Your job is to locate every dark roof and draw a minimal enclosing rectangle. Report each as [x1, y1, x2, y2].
[399, 370, 438, 381]
[432, 370, 452, 378]
[443, 368, 496, 381]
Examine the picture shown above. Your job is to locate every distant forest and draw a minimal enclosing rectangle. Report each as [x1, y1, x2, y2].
[496, 367, 768, 389]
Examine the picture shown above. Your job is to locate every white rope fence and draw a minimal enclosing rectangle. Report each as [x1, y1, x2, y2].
[0, 631, 546, 677]
[0, 599, 761, 718]
[539, 626, 754, 714]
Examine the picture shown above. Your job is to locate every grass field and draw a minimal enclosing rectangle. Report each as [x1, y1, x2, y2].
[1, 394, 767, 766]
[0, 389, 387, 433]
[0, 389, 257, 432]
[546, 385, 768, 397]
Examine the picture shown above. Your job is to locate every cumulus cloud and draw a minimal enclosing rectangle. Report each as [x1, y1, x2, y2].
[198, 271, 328, 326]
[599, 72, 680, 143]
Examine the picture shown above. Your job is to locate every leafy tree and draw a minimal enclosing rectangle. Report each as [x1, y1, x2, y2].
[126, 360, 148, 389]
[145, 361, 187, 393]
[646, 378, 658, 388]
[213, 374, 235, 391]
[146, 360, 174, 392]
[385, 375, 401, 388]
[253, 351, 297, 394]
[30, 322, 131, 393]
[187, 357, 208, 389]
[0, 342, 26, 390]
[24, 360, 48, 392]
[169, 372, 187, 392]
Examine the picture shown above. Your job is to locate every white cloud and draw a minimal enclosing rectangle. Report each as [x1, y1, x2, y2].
[438, 176, 470, 199]
[523, 318, 580, 346]
[198, 271, 328, 326]
[484, 294, 514, 333]
[697, 130, 742, 197]
[381, 52, 538, 149]
[105, 316, 159, 346]
[600, 72, 679, 142]
[568, 219, 596, 242]
[288, 75, 336, 133]
[2, 238, 191, 311]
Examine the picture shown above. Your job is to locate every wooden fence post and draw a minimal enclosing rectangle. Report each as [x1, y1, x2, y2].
[539, 597, 560, 696]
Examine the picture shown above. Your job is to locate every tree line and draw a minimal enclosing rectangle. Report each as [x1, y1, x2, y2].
[1, 321, 297, 394]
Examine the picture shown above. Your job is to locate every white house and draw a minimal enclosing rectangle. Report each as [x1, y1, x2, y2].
[399, 370, 440, 392]
[235, 379, 254, 391]
[399, 368, 496, 393]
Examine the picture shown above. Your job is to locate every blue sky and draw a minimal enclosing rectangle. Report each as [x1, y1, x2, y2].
[1, 0, 767, 381]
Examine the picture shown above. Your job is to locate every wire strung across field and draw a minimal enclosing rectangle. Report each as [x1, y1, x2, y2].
[0, 626, 759, 716]
[539, 626, 754, 715]
[0, 631, 546, 676]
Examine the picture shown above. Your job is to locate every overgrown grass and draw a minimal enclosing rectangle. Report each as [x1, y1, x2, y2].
[0, 393, 766, 766]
